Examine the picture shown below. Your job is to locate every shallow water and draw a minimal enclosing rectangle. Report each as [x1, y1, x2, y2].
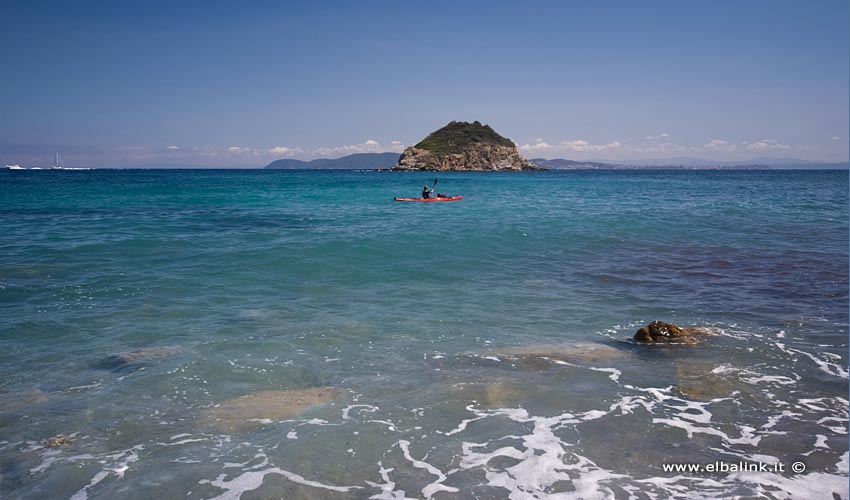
[1, 169, 847, 499]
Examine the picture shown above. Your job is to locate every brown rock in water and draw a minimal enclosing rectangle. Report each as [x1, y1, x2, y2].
[44, 435, 74, 448]
[633, 321, 713, 343]
[392, 121, 543, 172]
[201, 387, 340, 432]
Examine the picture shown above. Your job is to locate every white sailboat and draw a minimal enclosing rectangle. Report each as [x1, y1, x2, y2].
[51, 152, 64, 170]
[49, 153, 91, 170]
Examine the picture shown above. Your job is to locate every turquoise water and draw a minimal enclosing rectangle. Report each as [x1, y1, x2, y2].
[1, 169, 847, 499]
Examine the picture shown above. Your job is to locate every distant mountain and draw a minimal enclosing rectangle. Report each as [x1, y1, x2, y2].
[589, 156, 742, 167]
[530, 158, 619, 169]
[531, 158, 775, 170]
[744, 158, 849, 169]
[583, 157, 848, 169]
[768, 162, 849, 169]
[265, 152, 399, 170]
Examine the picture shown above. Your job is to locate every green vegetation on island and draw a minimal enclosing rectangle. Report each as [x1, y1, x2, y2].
[394, 120, 541, 171]
[414, 120, 515, 156]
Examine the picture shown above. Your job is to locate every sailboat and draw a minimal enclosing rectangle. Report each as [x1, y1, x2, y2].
[51, 152, 64, 170]
[50, 152, 91, 170]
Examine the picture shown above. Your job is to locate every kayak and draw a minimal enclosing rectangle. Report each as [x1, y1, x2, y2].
[394, 196, 463, 202]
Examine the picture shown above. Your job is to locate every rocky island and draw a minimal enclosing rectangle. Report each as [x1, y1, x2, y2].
[392, 121, 543, 171]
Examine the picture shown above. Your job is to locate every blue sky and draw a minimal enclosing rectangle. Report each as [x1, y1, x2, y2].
[2, 0, 847, 167]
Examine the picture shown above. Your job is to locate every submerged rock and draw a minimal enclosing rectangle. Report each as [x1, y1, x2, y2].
[95, 346, 183, 369]
[0, 388, 48, 412]
[200, 387, 340, 432]
[489, 342, 631, 366]
[633, 321, 715, 344]
[444, 380, 527, 408]
[674, 360, 746, 401]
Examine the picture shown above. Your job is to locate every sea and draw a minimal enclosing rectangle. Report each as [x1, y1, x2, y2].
[1, 169, 847, 499]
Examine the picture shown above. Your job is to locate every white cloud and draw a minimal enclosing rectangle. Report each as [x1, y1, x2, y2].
[228, 146, 269, 156]
[559, 139, 622, 152]
[831, 136, 841, 142]
[166, 145, 180, 150]
[315, 139, 404, 157]
[745, 140, 789, 151]
[268, 146, 297, 156]
[703, 139, 737, 151]
[519, 141, 554, 151]
[520, 139, 622, 152]
[645, 133, 670, 140]
[224, 146, 305, 157]
[633, 142, 688, 153]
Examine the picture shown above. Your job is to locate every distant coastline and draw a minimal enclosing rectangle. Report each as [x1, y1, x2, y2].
[259, 153, 848, 171]
[10, 154, 844, 170]
[4, 155, 846, 171]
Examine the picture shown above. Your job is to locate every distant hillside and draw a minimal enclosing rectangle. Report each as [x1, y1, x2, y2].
[581, 157, 848, 169]
[531, 158, 771, 170]
[265, 152, 399, 170]
[263, 152, 847, 171]
[716, 157, 847, 169]
[759, 161, 849, 170]
[532, 158, 771, 170]
[531, 158, 619, 170]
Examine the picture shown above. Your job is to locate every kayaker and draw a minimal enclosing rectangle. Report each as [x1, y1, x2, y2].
[422, 184, 434, 199]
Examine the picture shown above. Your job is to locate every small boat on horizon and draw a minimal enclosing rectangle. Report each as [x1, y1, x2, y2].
[50, 153, 91, 170]
[6, 154, 92, 170]
[52, 152, 64, 170]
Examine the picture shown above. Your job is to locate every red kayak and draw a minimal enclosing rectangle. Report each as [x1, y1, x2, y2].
[394, 196, 463, 202]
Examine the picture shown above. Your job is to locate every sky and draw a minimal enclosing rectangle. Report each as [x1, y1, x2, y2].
[1, 0, 848, 167]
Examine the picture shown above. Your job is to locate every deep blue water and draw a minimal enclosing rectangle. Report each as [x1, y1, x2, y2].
[1, 169, 847, 499]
